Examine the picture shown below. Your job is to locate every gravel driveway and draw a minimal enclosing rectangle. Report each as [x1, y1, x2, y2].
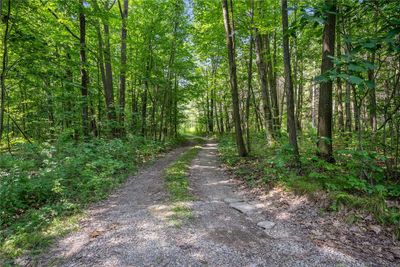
[33, 142, 381, 267]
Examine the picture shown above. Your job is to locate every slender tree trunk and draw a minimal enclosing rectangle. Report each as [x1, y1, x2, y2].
[265, 34, 280, 132]
[221, 0, 247, 156]
[245, 1, 254, 151]
[296, 61, 304, 131]
[103, 23, 117, 136]
[118, 0, 128, 136]
[0, 0, 11, 143]
[281, 0, 300, 165]
[251, 86, 262, 131]
[219, 101, 225, 133]
[317, 0, 336, 163]
[345, 81, 352, 131]
[353, 86, 360, 132]
[210, 88, 214, 132]
[141, 64, 149, 136]
[368, 52, 377, 132]
[131, 79, 138, 130]
[79, 0, 89, 138]
[336, 7, 344, 132]
[312, 83, 317, 128]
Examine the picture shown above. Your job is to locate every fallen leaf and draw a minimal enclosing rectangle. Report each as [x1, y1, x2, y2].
[90, 229, 104, 238]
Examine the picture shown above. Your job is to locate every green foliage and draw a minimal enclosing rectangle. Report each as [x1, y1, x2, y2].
[0, 135, 178, 262]
[218, 134, 400, 235]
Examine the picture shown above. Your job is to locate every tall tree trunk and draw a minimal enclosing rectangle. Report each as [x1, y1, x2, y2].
[0, 0, 11, 143]
[219, 101, 225, 133]
[343, 20, 352, 133]
[368, 52, 377, 132]
[317, 0, 336, 163]
[103, 23, 117, 136]
[296, 61, 304, 131]
[336, 7, 344, 132]
[265, 34, 280, 132]
[245, 0, 254, 151]
[79, 0, 89, 138]
[353, 86, 360, 132]
[254, 29, 274, 141]
[141, 64, 149, 136]
[251, 86, 262, 131]
[312, 82, 318, 128]
[281, 0, 300, 165]
[221, 0, 247, 156]
[118, 0, 128, 136]
[209, 88, 214, 132]
[131, 79, 138, 130]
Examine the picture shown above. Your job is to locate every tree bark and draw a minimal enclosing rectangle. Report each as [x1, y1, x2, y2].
[336, 7, 344, 132]
[79, 0, 89, 138]
[103, 23, 117, 136]
[317, 0, 336, 163]
[0, 0, 11, 143]
[118, 0, 128, 136]
[245, 1, 254, 152]
[221, 0, 247, 156]
[254, 29, 274, 141]
[281, 0, 300, 166]
[264, 34, 280, 132]
[368, 52, 377, 132]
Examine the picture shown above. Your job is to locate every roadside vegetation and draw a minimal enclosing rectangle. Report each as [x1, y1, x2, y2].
[0, 135, 182, 263]
[218, 134, 400, 239]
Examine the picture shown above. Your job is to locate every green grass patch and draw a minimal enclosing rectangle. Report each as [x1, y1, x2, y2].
[164, 145, 201, 226]
[0, 135, 183, 264]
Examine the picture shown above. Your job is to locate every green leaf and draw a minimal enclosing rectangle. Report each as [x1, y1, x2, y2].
[348, 75, 364, 85]
[348, 63, 365, 72]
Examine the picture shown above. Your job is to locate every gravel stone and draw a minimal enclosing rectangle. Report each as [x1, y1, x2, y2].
[230, 202, 257, 214]
[257, 221, 276, 230]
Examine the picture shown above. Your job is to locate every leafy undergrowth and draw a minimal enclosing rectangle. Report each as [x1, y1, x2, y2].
[0, 135, 183, 264]
[164, 145, 202, 227]
[218, 133, 400, 239]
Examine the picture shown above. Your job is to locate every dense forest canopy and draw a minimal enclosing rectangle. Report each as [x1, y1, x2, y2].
[0, 0, 400, 260]
[0, 0, 399, 152]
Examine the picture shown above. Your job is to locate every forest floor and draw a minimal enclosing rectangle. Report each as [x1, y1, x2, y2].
[20, 141, 398, 266]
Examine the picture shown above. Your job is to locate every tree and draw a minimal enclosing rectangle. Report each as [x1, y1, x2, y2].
[79, 0, 89, 137]
[221, 0, 247, 157]
[118, 0, 128, 136]
[254, 27, 274, 141]
[281, 0, 300, 166]
[317, 0, 336, 163]
[0, 0, 11, 143]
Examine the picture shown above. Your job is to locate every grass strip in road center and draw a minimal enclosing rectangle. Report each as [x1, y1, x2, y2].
[164, 145, 202, 226]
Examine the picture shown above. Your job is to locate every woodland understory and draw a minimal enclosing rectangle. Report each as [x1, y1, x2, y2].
[0, 0, 399, 263]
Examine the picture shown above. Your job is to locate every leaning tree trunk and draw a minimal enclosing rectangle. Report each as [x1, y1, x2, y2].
[317, 0, 336, 163]
[281, 0, 300, 166]
[221, 0, 247, 157]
